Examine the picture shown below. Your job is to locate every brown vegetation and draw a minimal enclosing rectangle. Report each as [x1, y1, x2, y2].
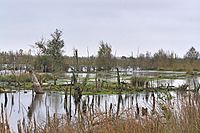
[3, 93, 197, 133]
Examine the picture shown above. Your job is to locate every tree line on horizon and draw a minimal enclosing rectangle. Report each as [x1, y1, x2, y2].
[0, 29, 200, 72]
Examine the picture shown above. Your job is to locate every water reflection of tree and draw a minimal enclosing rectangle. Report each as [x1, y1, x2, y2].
[73, 87, 82, 115]
[74, 95, 81, 115]
[28, 94, 43, 120]
[47, 92, 62, 113]
[185, 76, 199, 90]
[145, 92, 149, 103]
[64, 91, 69, 116]
[9, 94, 14, 116]
[4, 93, 8, 108]
[151, 93, 155, 114]
[90, 95, 94, 114]
[116, 94, 123, 116]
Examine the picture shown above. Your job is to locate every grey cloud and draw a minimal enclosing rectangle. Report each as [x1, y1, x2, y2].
[1, 0, 200, 57]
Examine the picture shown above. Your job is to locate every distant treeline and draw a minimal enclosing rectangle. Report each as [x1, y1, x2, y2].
[0, 29, 200, 72]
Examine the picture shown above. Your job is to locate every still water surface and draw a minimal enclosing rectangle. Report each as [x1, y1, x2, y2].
[0, 89, 190, 132]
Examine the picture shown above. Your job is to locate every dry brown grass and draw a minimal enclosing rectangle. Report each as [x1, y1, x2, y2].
[39, 95, 200, 133]
[0, 104, 11, 133]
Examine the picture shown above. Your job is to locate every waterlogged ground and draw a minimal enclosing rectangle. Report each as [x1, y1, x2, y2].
[57, 70, 197, 89]
[0, 90, 193, 132]
[0, 70, 198, 89]
[1, 70, 200, 132]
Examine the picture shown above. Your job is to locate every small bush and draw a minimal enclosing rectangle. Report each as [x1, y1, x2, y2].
[18, 73, 32, 82]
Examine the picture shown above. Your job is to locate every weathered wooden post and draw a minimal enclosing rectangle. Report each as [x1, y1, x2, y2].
[116, 67, 121, 88]
[95, 70, 98, 90]
[74, 49, 79, 82]
[72, 70, 77, 85]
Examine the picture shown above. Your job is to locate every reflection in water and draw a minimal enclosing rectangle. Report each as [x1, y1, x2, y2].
[9, 94, 14, 117]
[73, 87, 82, 116]
[151, 93, 155, 114]
[0, 90, 199, 132]
[91, 95, 94, 114]
[64, 90, 69, 116]
[145, 92, 149, 103]
[28, 94, 43, 120]
[4, 93, 8, 108]
[135, 93, 139, 117]
[116, 94, 122, 116]
[185, 76, 200, 91]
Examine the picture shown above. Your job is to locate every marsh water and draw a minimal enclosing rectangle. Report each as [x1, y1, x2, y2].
[1, 70, 200, 132]
[0, 89, 196, 132]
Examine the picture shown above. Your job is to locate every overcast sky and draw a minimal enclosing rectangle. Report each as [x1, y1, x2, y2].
[1, 0, 200, 57]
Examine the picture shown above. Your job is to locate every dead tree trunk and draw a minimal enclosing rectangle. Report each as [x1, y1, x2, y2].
[31, 71, 44, 94]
